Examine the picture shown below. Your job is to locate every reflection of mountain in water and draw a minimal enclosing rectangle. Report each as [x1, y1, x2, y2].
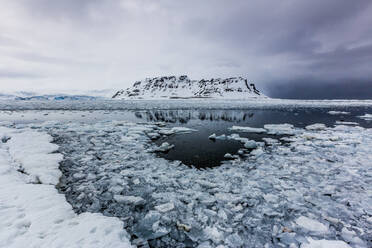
[134, 110, 255, 123]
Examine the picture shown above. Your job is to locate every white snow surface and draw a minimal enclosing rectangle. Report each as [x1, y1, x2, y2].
[0, 127, 132, 248]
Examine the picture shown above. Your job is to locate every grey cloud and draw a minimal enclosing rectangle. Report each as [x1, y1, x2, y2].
[0, 70, 44, 79]
[1, 0, 371, 98]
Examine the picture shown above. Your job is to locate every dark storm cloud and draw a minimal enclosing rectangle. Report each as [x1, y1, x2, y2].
[1, 0, 372, 97]
[269, 78, 372, 99]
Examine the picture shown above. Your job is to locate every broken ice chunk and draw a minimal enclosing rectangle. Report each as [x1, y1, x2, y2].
[158, 129, 175, 135]
[154, 202, 175, 213]
[228, 133, 249, 143]
[154, 142, 174, 152]
[204, 226, 223, 244]
[264, 124, 295, 135]
[215, 134, 226, 140]
[171, 127, 197, 133]
[358, 113, 372, 120]
[301, 237, 351, 248]
[208, 133, 217, 140]
[295, 216, 328, 233]
[327, 111, 350, 115]
[305, 123, 326, 131]
[113, 195, 145, 206]
[224, 153, 234, 159]
[335, 121, 358, 125]
[262, 137, 278, 144]
[225, 233, 243, 247]
[229, 126, 267, 133]
[244, 140, 258, 149]
[250, 147, 264, 157]
[147, 132, 161, 140]
[134, 211, 170, 240]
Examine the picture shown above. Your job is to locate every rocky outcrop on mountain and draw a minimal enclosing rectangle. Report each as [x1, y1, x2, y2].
[112, 76, 266, 99]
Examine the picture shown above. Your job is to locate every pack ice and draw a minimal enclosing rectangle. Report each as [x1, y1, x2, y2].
[4, 119, 367, 248]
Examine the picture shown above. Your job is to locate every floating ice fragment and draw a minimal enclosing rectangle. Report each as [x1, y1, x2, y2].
[295, 216, 328, 233]
[335, 121, 358, 125]
[327, 111, 350, 115]
[147, 132, 161, 140]
[228, 133, 249, 143]
[197, 241, 213, 248]
[358, 113, 372, 120]
[262, 137, 278, 144]
[341, 227, 365, 246]
[134, 211, 170, 240]
[305, 123, 326, 131]
[244, 140, 258, 149]
[225, 233, 243, 247]
[301, 237, 351, 248]
[72, 172, 85, 180]
[208, 133, 216, 140]
[224, 153, 234, 159]
[154, 202, 175, 213]
[154, 142, 174, 152]
[215, 134, 226, 140]
[229, 126, 267, 133]
[113, 195, 145, 205]
[158, 129, 174, 135]
[264, 123, 295, 135]
[171, 127, 197, 133]
[250, 147, 264, 157]
[204, 226, 223, 244]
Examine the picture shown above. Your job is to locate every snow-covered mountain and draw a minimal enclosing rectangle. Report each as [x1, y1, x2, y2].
[112, 76, 267, 99]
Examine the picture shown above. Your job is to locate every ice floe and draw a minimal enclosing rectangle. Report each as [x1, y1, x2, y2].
[228, 126, 267, 133]
[264, 123, 296, 135]
[327, 111, 350, 115]
[1, 118, 372, 247]
[358, 113, 372, 120]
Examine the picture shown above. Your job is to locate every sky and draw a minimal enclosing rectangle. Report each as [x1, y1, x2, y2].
[0, 0, 372, 98]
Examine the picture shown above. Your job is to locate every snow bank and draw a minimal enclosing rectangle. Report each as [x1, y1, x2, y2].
[6, 130, 63, 185]
[0, 127, 132, 248]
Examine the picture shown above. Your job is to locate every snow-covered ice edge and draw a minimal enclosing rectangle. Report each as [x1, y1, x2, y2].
[0, 127, 132, 248]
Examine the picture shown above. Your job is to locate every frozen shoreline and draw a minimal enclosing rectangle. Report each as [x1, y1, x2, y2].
[0, 127, 132, 248]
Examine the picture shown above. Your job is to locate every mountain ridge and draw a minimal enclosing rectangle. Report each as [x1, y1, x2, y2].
[113, 75, 266, 99]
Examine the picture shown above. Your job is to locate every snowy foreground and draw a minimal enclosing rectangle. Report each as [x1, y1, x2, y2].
[1, 118, 371, 247]
[0, 127, 132, 247]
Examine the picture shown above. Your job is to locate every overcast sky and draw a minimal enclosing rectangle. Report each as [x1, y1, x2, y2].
[1, 0, 372, 98]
